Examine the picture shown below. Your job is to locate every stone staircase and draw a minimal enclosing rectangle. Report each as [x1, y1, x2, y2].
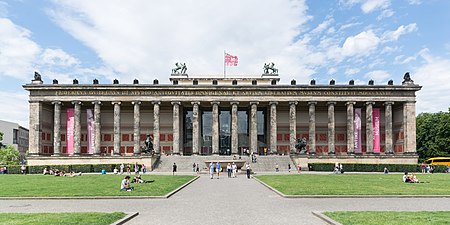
[250, 155, 296, 173]
[153, 154, 296, 172]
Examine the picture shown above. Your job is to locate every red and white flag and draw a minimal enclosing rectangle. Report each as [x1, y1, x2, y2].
[225, 53, 238, 66]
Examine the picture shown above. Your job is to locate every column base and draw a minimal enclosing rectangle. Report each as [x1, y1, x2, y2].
[51, 154, 60, 157]
[172, 153, 181, 155]
[73, 153, 81, 156]
[92, 153, 101, 156]
[134, 153, 141, 156]
[385, 152, 394, 155]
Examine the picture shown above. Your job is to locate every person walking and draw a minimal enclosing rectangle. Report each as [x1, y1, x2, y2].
[297, 164, 301, 173]
[196, 163, 200, 173]
[227, 163, 232, 178]
[232, 162, 237, 178]
[120, 163, 124, 174]
[193, 163, 196, 172]
[215, 162, 221, 179]
[172, 163, 177, 176]
[275, 163, 279, 172]
[288, 163, 291, 173]
[246, 162, 251, 179]
[209, 162, 215, 179]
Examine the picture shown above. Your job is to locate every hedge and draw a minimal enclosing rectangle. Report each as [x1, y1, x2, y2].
[308, 163, 448, 173]
[0, 164, 143, 174]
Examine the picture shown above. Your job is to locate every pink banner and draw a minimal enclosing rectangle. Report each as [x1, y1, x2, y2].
[66, 108, 74, 155]
[87, 109, 94, 154]
[373, 108, 380, 153]
[354, 108, 362, 153]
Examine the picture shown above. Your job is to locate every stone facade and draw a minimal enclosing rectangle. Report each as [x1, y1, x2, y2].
[23, 74, 421, 165]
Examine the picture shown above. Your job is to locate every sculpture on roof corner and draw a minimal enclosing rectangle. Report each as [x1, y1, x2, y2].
[34, 71, 42, 81]
[402, 72, 414, 85]
[263, 62, 278, 74]
[172, 62, 187, 74]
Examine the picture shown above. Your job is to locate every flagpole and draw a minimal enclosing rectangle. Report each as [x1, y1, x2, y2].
[224, 50, 226, 78]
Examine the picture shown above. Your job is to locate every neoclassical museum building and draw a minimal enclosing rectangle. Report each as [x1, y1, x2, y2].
[24, 71, 421, 167]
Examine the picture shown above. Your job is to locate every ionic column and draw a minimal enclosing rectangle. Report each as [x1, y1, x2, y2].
[328, 102, 336, 154]
[73, 101, 82, 156]
[346, 102, 356, 154]
[270, 102, 278, 154]
[153, 101, 161, 155]
[250, 102, 258, 154]
[384, 102, 394, 154]
[366, 102, 374, 154]
[112, 101, 121, 155]
[172, 102, 181, 155]
[211, 102, 220, 155]
[29, 101, 42, 156]
[403, 101, 416, 154]
[132, 101, 141, 155]
[93, 101, 101, 155]
[52, 101, 62, 156]
[231, 102, 239, 155]
[289, 101, 297, 154]
[192, 102, 200, 155]
[308, 102, 316, 154]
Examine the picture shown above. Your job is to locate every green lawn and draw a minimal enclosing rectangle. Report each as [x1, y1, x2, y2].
[256, 174, 450, 195]
[0, 174, 195, 197]
[0, 212, 126, 225]
[324, 211, 450, 225]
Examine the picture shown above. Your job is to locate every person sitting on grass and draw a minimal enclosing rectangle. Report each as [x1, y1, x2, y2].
[43, 167, 49, 175]
[132, 175, 154, 184]
[69, 171, 82, 177]
[121, 176, 134, 191]
[403, 172, 413, 183]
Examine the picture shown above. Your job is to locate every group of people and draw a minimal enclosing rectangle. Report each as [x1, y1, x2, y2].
[334, 163, 344, 174]
[120, 174, 154, 191]
[0, 166, 7, 174]
[403, 172, 420, 183]
[42, 167, 82, 177]
[226, 162, 238, 178]
[115, 163, 147, 175]
[420, 163, 435, 174]
[192, 163, 200, 173]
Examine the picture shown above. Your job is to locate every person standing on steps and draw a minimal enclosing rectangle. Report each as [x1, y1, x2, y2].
[172, 162, 177, 175]
[193, 163, 196, 172]
[288, 163, 291, 173]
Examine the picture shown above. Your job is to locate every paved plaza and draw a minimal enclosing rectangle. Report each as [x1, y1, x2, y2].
[1, 174, 450, 224]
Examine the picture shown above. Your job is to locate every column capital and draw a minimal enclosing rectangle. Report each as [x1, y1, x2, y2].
[92, 101, 102, 105]
[71, 101, 82, 105]
[171, 101, 181, 106]
[230, 101, 239, 106]
[211, 101, 220, 105]
[308, 101, 317, 106]
[365, 101, 375, 106]
[250, 101, 259, 105]
[132, 101, 141, 105]
[269, 101, 278, 105]
[384, 101, 394, 106]
[111, 101, 121, 105]
[289, 101, 298, 105]
[152, 101, 161, 105]
[191, 101, 200, 105]
[327, 101, 336, 106]
[52, 101, 62, 105]
[346, 101, 356, 105]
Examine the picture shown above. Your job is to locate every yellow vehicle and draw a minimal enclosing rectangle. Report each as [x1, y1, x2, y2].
[424, 157, 450, 166]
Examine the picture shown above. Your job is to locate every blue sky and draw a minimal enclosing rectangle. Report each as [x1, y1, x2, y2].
[1, 0, 449, 127]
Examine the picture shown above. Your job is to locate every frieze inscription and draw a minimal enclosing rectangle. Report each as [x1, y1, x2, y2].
[29, 89, 416, 97]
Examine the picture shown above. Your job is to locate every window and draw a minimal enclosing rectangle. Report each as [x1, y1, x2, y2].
[232, 80, 237, 85]
[212, 80, 218, 85]
[13, 129, 18, 144]
[193, 80, 198, 85]
[252, 80, 257, 85]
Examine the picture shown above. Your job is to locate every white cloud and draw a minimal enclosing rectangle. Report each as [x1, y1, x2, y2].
[311, 17, 334, 34]
[40, 48, 80, 67]
[0, 91, 29, 128]
[345, 68, 360, 75]
[414, 49, 450, 113]
[361, 0, 390, 13]
[377, 9, 394, 20]
[0, 1, 8, 17]
[408, 0, 421, 5]
[0, 18, 41, 80]
[364, 70, 390, 81]
[48, 0, 313, 83]
[341, 30, 380, 57]
[382, 23, 418, 42]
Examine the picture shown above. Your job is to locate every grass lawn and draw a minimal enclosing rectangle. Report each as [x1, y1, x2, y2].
[256, 173, 450, 195]
[0, 174, 195, 197]
[0, 212, 126, 225]
[324, 211, 450, 225]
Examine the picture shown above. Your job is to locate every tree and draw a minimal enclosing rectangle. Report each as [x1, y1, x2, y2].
[0, 131, 3, 148]
[416, 108, 450, 161]
[0, 144, 20, 165]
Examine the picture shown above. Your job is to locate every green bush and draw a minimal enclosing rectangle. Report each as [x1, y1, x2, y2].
[1, 164, 142, 174]
[308, 163, 448, 173]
